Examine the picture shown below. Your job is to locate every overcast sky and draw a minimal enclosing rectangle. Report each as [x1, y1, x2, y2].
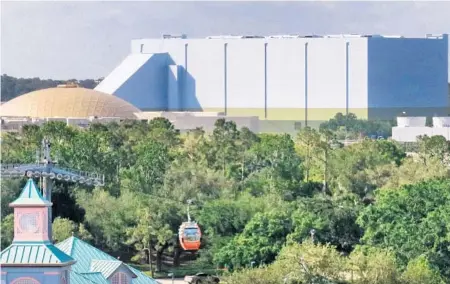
[1, 1, 449, 80]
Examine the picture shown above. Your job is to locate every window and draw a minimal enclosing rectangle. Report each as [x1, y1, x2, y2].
[11, 278, 40, 284]
[19, 213, 40, 233]
[183, 228, 200, 242]
[110, 272, 129, 284]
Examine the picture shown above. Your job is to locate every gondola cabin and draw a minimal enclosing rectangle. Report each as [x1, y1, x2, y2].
[179, 222, 202, 251]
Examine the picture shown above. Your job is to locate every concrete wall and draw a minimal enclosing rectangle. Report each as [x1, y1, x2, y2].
[101, 35, 449, 127]
[131, 37, 370, 124]
[392, 126, 450, 142]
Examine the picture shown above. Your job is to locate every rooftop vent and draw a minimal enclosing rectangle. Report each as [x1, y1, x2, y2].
[266, 35, 302, 39]
[426, 34, 445, 39]
[381, 35, 404, 38]
[57, 83, 79, 88]
[206, 35, 264, 39]
[324, 34, 362, 38]
[302, 35, 322, 38]
[162, 34, 187, 39]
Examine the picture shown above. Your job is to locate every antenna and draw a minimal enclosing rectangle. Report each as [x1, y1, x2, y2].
[1, 138, 105, 241]
[186, 199, 193, 222]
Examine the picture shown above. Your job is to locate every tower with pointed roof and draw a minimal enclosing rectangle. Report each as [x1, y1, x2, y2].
[0, 179, 75, 284]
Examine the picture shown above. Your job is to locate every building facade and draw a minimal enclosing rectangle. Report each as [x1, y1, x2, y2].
[0, 179, 158, 284]
[0, 179, 75, 284]
[96, 34, 449, 130]
[392, 116, 450, 142]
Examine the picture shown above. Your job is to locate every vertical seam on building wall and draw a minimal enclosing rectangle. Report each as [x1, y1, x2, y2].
[305, 42, 309, 127]
[184, 43, 188, 71]
[184, 43, 188, 111]
[346, 42, 350, 115]
[366, 38, 370, 118]
[264, 43, 268, 119]
[224, 43, 228, 115]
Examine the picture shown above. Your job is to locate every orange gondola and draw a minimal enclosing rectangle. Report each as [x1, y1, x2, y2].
[178, 200, 202, 251]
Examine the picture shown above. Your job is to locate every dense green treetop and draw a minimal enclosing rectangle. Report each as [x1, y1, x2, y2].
[1, 113, 449, 281]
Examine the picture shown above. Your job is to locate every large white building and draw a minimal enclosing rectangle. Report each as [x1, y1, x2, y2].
[96, 33, 449, 131]
[392, 116, 450, 142]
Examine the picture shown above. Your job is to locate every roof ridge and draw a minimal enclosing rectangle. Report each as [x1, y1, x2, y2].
[1, 243, 74, 265]
[91, 259, 122, 263]
[69, 236, 119, 261]
[71, 271, 98, 284]
[69, 236, 76, 256]
[10, 178, 52, 207]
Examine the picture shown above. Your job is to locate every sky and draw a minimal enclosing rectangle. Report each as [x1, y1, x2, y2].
[1, 1, 450, 80]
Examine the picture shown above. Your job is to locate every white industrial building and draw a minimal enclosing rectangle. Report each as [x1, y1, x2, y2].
[392, 117, 450, 142]
[95, 33, 449, 131]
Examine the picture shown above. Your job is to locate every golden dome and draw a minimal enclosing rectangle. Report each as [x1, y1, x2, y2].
[0, 86, 140, 119]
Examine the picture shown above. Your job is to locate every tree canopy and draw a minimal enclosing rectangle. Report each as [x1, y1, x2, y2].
[1, 112, 449, 282]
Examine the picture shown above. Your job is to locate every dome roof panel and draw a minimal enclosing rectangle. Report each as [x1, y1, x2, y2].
[1, 87, 140, 119]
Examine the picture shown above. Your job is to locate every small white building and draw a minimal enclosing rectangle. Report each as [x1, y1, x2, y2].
[392, 117, 450, 142]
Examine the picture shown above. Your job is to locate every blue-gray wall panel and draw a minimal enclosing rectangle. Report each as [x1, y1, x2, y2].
[114, 53, 169, 110]
[368, 36, 448, 109]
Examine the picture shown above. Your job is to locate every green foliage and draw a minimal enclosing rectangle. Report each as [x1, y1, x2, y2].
[401, 255, 445, 284]
[52, 217, 78, 243]
[1, 110, 449, 281]
[122, 138, 170, 194]
[329, 139, 406, 197]
[357, 179, 450, 277]
[214, 208, 293, 268]
[1, 179, 23, 218]
[0, 214, 14, 250]
[319, 112, 393, 140]
[348, 246, 400, 284]
[375, 156, 449, 190]
[1, 74, 99, 102]
[288, 194, 363, 253]
[196, 194, 266, 238]
[417, 135, 450, 163]
[76, 188, 138, 251]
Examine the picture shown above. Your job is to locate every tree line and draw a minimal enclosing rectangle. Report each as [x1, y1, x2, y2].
[1, 114, 449, 283]
[0, 74, 101, 102]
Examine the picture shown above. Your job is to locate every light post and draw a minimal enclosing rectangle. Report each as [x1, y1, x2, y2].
[144, 247, 154, 278]
[310, 229, 316, 242]
[168, 272, 174, 284]
[147, 226, 154, 278]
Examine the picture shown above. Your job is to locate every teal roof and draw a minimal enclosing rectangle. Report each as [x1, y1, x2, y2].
[1, 242, 74, 265]
[91, 260, 125, 279]
[10, 178, 52, 207]
[80, 272, 108, 284]
[70, 271, 98, 284]
[56, 236, 158, 284]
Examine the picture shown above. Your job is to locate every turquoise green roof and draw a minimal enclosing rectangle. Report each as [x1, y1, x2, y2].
[70, 271, 98, 284]
[91, 260, 127, 279]
[0, 243, 74, 265]
[56, 236, 158, 284]
[80, 272, 108, 284]
[9, 178, 52, 207]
